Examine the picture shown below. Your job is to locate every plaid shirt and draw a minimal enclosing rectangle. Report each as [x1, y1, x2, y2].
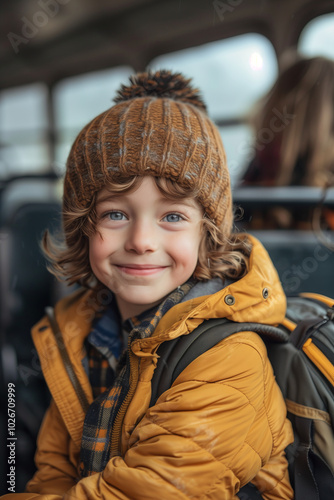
[85, 302, 123, 399]
[79, 279, 196, 477]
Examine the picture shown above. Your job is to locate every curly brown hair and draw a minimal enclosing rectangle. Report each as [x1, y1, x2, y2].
[42, 176, 251, 289]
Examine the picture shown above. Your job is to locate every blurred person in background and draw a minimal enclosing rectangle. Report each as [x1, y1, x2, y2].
[239, 54, 334, 230]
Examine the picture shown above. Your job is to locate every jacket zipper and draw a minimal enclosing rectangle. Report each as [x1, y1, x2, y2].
[110, 339, 140, 457]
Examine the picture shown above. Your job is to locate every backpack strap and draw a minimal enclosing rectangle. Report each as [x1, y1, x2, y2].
[150, 318, 288, 406]
[236, 483, 265, 499]
[151, 311, 334, 500]
[289, 316, 330, 349]
[150, 318, 288, 500]
[292, 415, 334, 500]
[292, 416, 320, 499]
[290, 415, 334, 500]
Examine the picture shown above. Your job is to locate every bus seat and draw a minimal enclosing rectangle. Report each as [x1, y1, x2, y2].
[0, 200, 64, 491]
[0, 175, 61, 227]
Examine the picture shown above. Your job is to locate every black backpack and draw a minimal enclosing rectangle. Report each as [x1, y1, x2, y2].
[151, 293, 334, 500]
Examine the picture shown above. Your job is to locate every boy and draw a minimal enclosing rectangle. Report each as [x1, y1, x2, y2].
[3, 70, 293, 499]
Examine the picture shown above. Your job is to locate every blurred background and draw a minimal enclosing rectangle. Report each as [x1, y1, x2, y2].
[1, 0, 334, 185]
[0, 0, 334, 493]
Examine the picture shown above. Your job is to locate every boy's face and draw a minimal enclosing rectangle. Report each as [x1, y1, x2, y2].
[89, 176, 203, 320]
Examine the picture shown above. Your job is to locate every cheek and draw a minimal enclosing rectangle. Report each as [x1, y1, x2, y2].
[169, 232, 201, 269]
[89, 233, 108, 268]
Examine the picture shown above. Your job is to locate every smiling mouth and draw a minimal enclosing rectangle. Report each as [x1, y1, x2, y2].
[115, 265, 167, 276]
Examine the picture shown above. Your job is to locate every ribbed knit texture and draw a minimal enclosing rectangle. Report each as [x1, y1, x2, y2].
[64, 72, 232, 227]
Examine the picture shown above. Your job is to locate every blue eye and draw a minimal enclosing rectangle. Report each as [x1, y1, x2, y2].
[108, 211, 126, 221]
[163, 213, 183, 222]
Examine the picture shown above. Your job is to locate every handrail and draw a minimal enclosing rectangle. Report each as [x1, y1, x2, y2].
[233, 187, 334, 207]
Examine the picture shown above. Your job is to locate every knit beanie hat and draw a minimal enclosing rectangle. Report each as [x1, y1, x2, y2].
[64, 70, 232, 228]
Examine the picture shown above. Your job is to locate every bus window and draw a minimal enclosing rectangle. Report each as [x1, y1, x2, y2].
[148, 33, 278, 185]
[299, 13, 334, 59]
[53, 66, 134, 174]
[0, 83, 49, 178]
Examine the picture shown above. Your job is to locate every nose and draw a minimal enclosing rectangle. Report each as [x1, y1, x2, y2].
[124, 220, 158, 254]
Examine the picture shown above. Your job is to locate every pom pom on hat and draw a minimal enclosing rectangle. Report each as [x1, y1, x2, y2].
[64, 69, 232, 229]
[114, 70, 207, 112]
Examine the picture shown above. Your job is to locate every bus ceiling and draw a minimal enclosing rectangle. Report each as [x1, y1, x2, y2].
[0, 0, 334, 90]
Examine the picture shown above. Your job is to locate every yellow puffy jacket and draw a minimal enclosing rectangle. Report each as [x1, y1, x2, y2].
[5, 236, 294, 499]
